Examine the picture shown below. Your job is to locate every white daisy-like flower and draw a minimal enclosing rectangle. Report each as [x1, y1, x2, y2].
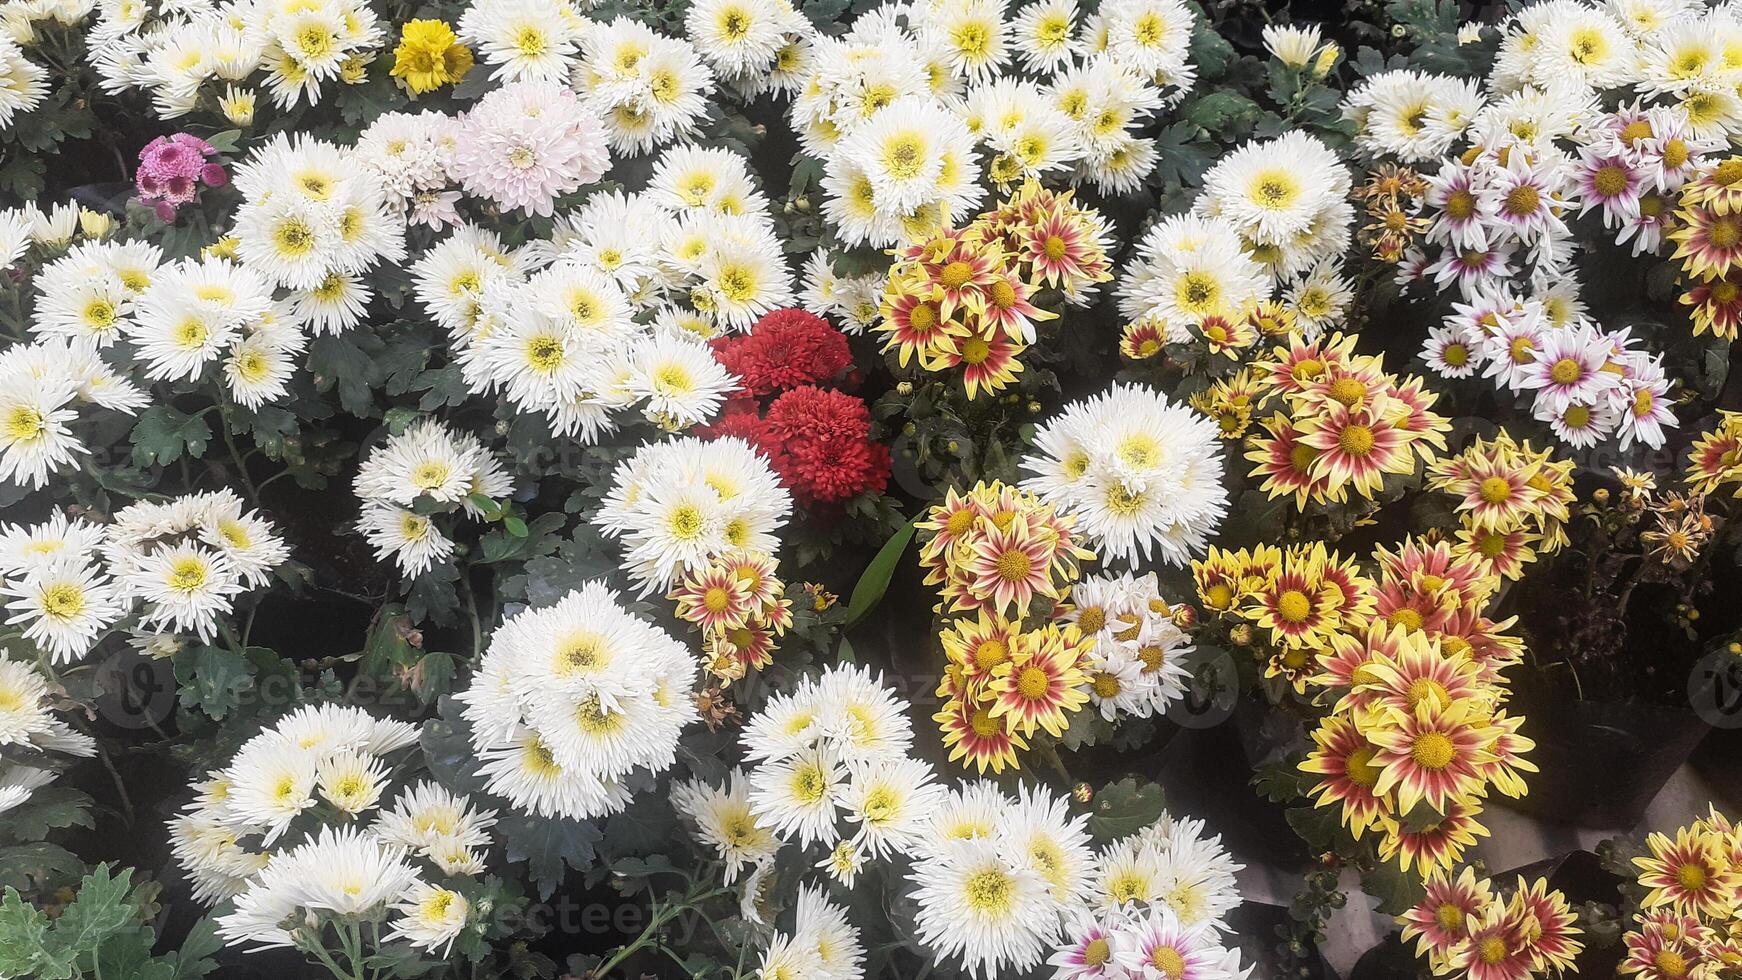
[3, 558, 125, 663]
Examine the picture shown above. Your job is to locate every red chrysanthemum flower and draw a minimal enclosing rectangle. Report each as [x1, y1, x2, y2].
[711, 308, 853, 397]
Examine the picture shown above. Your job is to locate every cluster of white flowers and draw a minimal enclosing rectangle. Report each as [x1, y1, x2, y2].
[0, 654, 97, 817]
[454, 582, 698, 820]
[1046, 814, 1247, 980]
[0, 336, 146, 489]
[176, 703, 499, 959]
[354, 111, 464, 229]
[751, 885, 867, 980]
[215, 821, 480, 956]
[86, 0, 384, 118]
[1117, 132, 1356, 345]
[1490, 0, 1742, 118]
[0, 31, 48, 130]
[1425, 293, 1677, 449]
[1343, 69, 1484, 164]
[1021, 383, 1227, 566]
[685, 0, 810, 98]
[455, 0, 719, 156]
[405, 141, 801, 439]
[1196, 131, 1355, 282]
[905, 779, 1095, 978]
[2, 492, 286, 662]
[1065, 571, 1193, 720]
[1338, 0, 1727, 454]
[231, 134, 407, 312]
[594, 436, 792, 593]
[800, 0, 1198, 248]
[352, 419, 513, 577]
[738, 664, 939, 882]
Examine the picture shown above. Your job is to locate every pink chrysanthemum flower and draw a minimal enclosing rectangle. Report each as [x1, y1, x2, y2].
[136, 133, 228, 221]
[449, 80, 611, 217]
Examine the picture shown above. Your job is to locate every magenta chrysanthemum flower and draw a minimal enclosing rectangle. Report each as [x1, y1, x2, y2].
[448, 80, 611, 217]
[136, 133, 228, 221]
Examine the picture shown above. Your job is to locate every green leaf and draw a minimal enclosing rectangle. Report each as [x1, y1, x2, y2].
[843, 518, 916, 629]
[166, 917, 223, 980]
[0, 842, 85, 893]
[130, 406, 211, 468]
[1284, 804, 1342, 852]
[1182, 91, 1262, 134]
[51, 865, 139, 967]
[0, 888, 54, 979]
[0, 787, 93, 843]
[1086, 778, 1167, 842]
[172, 646, 255, 721]
[497, 811, 602, 901]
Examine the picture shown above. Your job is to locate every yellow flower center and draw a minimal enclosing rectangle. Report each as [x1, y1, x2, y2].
[1150, 946, 1186, 979]
[939, 261, 974, 290]
[1410, 731, 1456, 770]
[1548, 357, 1583, 385]
[1478, 476, 1512, 504]
[1016, 665, 1050, 700]
[1276, 589, 1312, 624]
[1338, 424, 1375, 455]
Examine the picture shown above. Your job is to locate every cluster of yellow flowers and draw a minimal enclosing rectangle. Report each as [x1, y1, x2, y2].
[1673, 157, 1742, 340]
[668, 550, 793, 685]
[1401, 868, 1582, 980]
[876, 184, 1112, 399]
[1123, 299, 1299, 364]
[1425, 432, 1575, 583]
[1618, 808, 1742, 980]
[1237, 334, 1450, 507]
[916, 481, 1097, 773]
[391, 20, 475, 96]
[1193, 533, 1534, 876]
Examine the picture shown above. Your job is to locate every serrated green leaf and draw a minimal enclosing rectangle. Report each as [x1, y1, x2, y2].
[130, 406, 211, 468]
[1086, 778, 1167, 842]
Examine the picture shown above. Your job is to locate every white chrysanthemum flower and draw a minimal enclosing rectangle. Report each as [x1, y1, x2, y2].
[456, 581, 698, 820]
[686, 0, 806, 81]
[0, 35, 47, 128]
[458, 0, 584, 83]
[359, 504, 455, 578]
[623, 331, 735, 429]
[126, 543, 243, 642]
[1261, 23, 1322, 67]
[1021, 383, 1227, 566]
[0, 658, 53, 747]
[314, 749, 389, 815]
[594, 436, 791, 593]
[387, 882, 470, 955]
[910, 833, 1056, 978]
[671, 768, 781, 882]
[217, 825, 422, 949]
[1012, 0, 1078, 74]
[0, 765, 57, 818]
[0, 510, 107, 576]
[2, 558, 124, 663]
